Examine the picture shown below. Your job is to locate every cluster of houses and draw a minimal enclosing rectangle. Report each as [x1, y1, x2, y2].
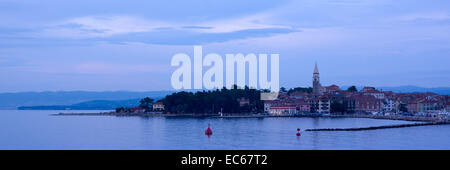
[264, 85, 450, 116]
[123, 63, 449, 118]
[264, 63, 450, 117]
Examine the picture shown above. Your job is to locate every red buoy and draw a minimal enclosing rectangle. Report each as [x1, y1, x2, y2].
[296, 128, 301, 136]
[205, 124, 213, 136]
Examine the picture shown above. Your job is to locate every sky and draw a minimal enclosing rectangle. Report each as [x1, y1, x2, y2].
[0, 0, 449, 92]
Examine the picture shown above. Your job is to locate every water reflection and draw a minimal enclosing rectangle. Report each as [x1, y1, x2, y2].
[0, 110, 449, 150]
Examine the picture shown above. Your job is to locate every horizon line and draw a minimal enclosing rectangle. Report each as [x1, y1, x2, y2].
[1, 85, 450, 94]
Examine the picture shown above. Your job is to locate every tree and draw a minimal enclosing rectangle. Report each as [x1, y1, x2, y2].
[161, 85, 264, 114]
[139, 97, 154, 110]
[115, 107, 126, 113]
[287, 87, 313, 94]
[399, 103, 408, 113]
[347, 86, 358, 92]
[330, 100, 346, 114]
[280, 87, 287, 92]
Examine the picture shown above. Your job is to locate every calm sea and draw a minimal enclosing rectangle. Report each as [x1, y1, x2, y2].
[0, 110, 449, 150]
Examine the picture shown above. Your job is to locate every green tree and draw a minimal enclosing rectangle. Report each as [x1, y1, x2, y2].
[399, 103, 408, 113]
[347, 86, 358, 92]
[161, 85, 264, 114]
[115, 107, 126, 113]
[330, 100, 346, 114]
[139, 97, 154, 109]
[287, 87, 313, 94]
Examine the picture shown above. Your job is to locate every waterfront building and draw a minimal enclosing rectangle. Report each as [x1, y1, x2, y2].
[318, 97, 331, 113]
[269, 105, 297, 115]
[446, 102, 450, 112]
[310, 96, 330, 113]
[394, 93, 422, 113]
[436, 95, 449, 111]
[352, 95, 382, 113]
[361, 87, 385, 99]
[292, 99, 310, 112]
[407, 99, 419, 113]
[417, 98, 439, 113]
[152, 101, 165, 111]
[345, 98, 356, 113]
[383, 98, 396, 113]
[264, 100, 277, 113]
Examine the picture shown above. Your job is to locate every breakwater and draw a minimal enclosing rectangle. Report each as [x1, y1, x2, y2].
[323, 114, 445, 122]
[305, 121, 449, 131]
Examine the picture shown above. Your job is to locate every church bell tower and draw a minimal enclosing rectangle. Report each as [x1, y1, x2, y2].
[312, 62, 322, 95]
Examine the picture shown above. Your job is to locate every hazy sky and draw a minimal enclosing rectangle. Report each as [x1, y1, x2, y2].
[1, 0, 449, 92]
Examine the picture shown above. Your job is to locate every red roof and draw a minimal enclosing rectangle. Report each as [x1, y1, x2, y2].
[361, 86, 380, 93]
[418, 98, 438, 104]
[270, 106, 296, 109]
[290, 92, 308, 96]
[324, 84, 341, 91]
[153, 101, 163, 105]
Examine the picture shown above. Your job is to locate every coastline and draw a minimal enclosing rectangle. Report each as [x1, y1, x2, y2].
[52, 111, 449, 123]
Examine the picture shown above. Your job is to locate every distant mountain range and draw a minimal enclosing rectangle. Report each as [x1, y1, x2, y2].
[341, 86, 450, 95]
[0, 91, 173, 109]
[17, 98, 144, 110]
[1, 86, 449, 110]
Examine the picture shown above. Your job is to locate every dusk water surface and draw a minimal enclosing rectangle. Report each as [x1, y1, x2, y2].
[1, 110, 449, 150]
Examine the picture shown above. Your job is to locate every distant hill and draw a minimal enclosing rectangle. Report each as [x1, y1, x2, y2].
[376, 86, 450, 95]
[340, 86, 450, 95]
[1, 87, 449, 110]
[0, 91, 173, 109]
[17, 98, 148, 110]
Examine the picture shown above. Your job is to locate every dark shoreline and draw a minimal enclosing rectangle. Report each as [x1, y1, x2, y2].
[52, 112, 448, 122]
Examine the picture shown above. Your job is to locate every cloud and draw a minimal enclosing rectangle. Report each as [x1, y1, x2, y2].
[101, 27, 297, 45]
[35, 15, 296, 44]
[182, 26, 213, 30]
[3, 62, 171, 75]
[191, 13, 292, 33]
[74, 63, 170, 74]
[2, 0, 450, 92]
[41, 16, 169, 38]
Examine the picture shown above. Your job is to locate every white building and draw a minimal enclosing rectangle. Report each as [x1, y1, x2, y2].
[383, 99, 395, 112]
[152, 101, 165, 111]
[318, 99, 330, 113]
[269, 106, 296, 115]
[264, 100, 277, 113]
